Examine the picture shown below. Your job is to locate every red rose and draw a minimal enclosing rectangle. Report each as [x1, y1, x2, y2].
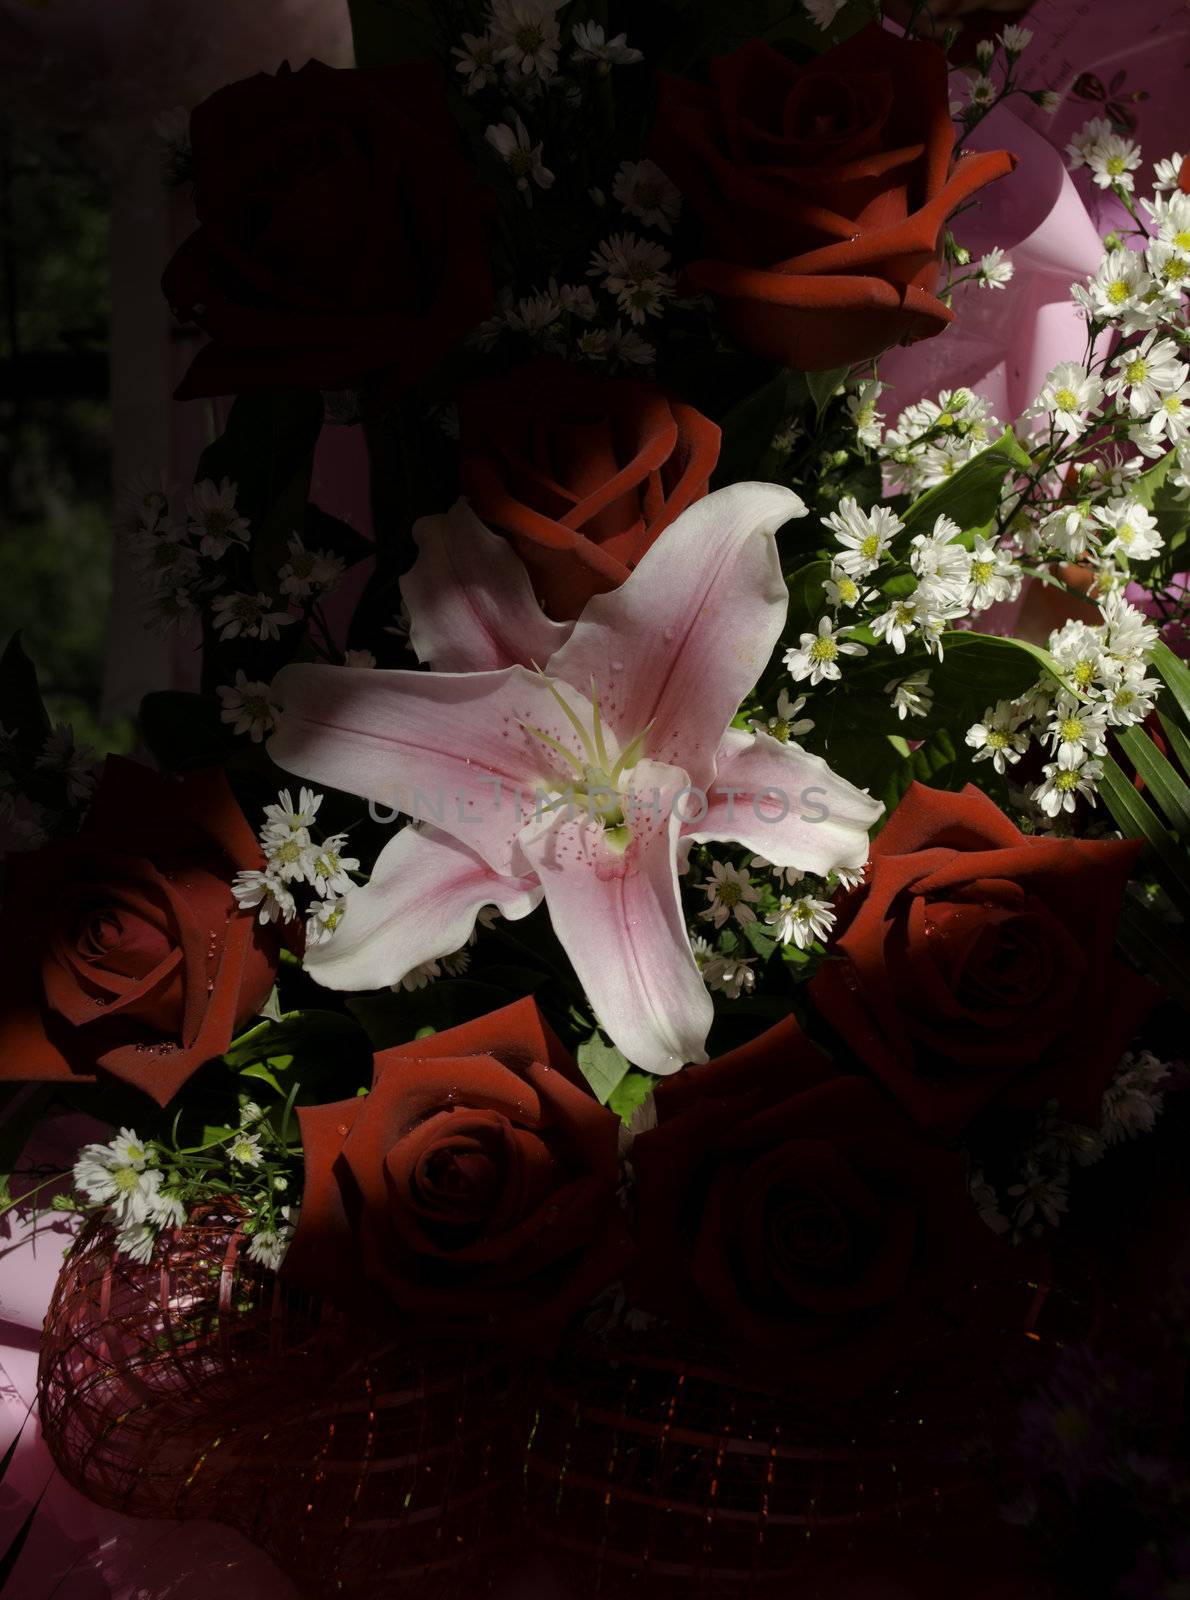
[457, 358, 721, 619]
[810, 783, 1156, 1133]
[0, 759, 279, 1104]
[649, 26, 1016, 370]
[162, 60, 492, 402]
[286, 998, 631, 1345]
[631, 1017, 997, 1397]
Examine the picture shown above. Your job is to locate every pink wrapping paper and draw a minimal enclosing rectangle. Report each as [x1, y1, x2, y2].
[882, 0, 1190, 420]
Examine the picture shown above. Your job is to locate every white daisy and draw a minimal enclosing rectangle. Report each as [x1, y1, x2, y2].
[571, 20, 642, 67]
[699, 859, 760, 929]
[977, 247, 1014, 289]
[210, 592, 294, 642]
[452, 31, 498, 94]
[783, 615, 868, 685]
[1105, 332, 1188, 416]
[886, 670, 933, 720]
[701, 952, 756, 999]
[966, 534, 1021, 611]
[185, 477, 249, 558]
[489, 0, 562, 78]
[824, 497, 903, 576]
[845, 380, 884, 447]
[217, 670, 280, 743]
[486, 116, 555, 195]
[232, 868, 297, 926]
[750, 688, 814, 745]
[1086, 133, 1142, 193]
[1046, 692, 1109, 762]
[612, 158, 680, 234]
[587, 232, 676, 323]
[966, 701, 1030, 773]
[1034, 752, 1103, 815]
[1093, 498, 1163, 561]
[1028, 362, 1103, 438]
[766, 892, 835, 950]
[278, 535, 345, 600]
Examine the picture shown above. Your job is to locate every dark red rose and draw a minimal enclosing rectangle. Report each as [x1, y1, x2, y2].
[648, 26, 1016, 370]
[810, 783, 1156, 1133]
[0, 759, 279, 1104]
[286, 998, 631, 1345]
[162, 59, 492, 402]
[631, 1017, 999, 1396]
[457, 358, 721, 619]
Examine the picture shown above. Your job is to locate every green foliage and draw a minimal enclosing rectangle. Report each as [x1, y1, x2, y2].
[1098, 645, 1190, 941]
[347, 980, 517, 1050]
[607, 1068, 656, 1125]
[575, 1031, 633, 1105]
[895, 428, 1033, 548]
[223, 1010, 374, 1104]
[1129, 450, 1190, 589]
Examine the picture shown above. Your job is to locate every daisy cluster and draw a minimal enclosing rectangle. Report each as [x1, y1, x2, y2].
[947, 23, 1051, 131]
[782, 497, 1023, 709]
[967, 593, 1161, 818]
[71, 1109, 300, 1270]
[969, 1049, 1176, 1240]
[684, 692, 862, 1002]
[881, 385, 1005, 498]
[456, 1, 693, 372]
[232, 786, 360, 947]
[119, 472, 345, 644]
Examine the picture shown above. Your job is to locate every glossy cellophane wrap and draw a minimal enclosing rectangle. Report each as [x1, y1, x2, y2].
[39, 1210, 1106, 1599]
[37, 1207, 525, 1599]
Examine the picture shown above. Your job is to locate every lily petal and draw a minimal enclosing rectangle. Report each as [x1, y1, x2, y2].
[304, 824, 541, 992]
[546, 482, 804, 789]
[684, 729, 883, 874]
[270, 663, 604, 875]
[401, 498, 573, 672]
[515, 759, 712, 1075]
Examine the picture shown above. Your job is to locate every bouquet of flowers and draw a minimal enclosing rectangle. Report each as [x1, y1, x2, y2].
[3, 0, 1190, 1595]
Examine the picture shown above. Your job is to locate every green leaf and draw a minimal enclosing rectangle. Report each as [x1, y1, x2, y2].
[1152, 640, 1190, 729]
[346, 981, 515, 1051]
[784, 558, 830, 634]
[1117, 895, 1190, 1011]
[1158, 710, 1190, 782]
[1115, 725, 1190, 837]
[575, 1032, 631, 1106]
[1098, 755, 1190, 916]
[714, 370, 804, 485]
[742, 920, 777, 960]
[806, 365, 849, 420]
[897, 428, 1032, 544]
[1129, 452, 1190, 586]
[223, 1010, 373, 1100]
[607, 1069, 657, 1126]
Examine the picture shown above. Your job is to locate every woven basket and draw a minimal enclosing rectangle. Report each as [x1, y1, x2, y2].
[525, 1261, 1103, 1598]
[38, 1209, 527, 1599]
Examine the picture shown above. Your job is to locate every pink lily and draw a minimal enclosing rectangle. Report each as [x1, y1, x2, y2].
[270, 484, 882, 1074]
